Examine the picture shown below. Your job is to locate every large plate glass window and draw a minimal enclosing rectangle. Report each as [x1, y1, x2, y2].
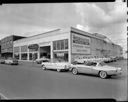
[14, 53, 19, 60]
[21, 53, 27, 60]
[21, 45, 28, 52]
[65, 39, 68, 49]
[53, 51, 68, 62]
[53, 39, 68, 51]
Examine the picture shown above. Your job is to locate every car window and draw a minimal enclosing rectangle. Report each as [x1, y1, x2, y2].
[85, 62, 97, 66]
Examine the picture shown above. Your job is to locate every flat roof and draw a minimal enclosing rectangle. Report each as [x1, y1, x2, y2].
[13, 26, 121, 48]
[14, 28, 61, 43]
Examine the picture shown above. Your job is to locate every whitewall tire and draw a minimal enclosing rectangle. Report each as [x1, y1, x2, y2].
[57, 69, 61, 72]
[72, 68, 78, 75]
[42, 65, 46, 70]
[99, 71, 107, 79]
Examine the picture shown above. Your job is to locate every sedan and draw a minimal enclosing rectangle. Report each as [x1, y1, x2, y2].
[5, 58, 18, 65]
[41, 61, 70, 72]
[70, 61, 122, 79]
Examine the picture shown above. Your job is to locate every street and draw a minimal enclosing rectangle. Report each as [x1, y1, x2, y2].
[0, 60, 127, 101]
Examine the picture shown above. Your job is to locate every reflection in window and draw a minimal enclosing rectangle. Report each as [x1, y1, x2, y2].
[65, 39, 68, 49]
[57, 41, 61, 50]
[21, 45, 28, 52]
[21, 53, 27, 60]
[29, 53, 32, 60]
[53, 39, 68, 50]
[60, 40, 64, 50]
[53, 52, 68, 62]
[53, 41, 57, 50]
[14, 53, 19, 60]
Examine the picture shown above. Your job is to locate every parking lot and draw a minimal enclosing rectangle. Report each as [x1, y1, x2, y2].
[0, 60, 127, 101]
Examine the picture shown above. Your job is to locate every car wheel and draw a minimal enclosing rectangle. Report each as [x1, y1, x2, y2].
[42, 65, 46, 70]
[99, 71, 107, 79]
[72, 68, 78, 75]
[57, 69, 61, 72]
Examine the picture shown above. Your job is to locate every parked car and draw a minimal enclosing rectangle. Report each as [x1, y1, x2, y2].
[35, 57, 50, 64]
[0, 58, 5, 64]
[5, 58, 18, 65]
[41, 59, 70, 72]
[70, 61, 122, 79]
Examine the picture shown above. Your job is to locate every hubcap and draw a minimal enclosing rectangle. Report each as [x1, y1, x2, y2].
[100, 71, 107, 78]
[73, 69, 77, 75]
[57, 69, 61, 72]
[42, 66, 46, 70]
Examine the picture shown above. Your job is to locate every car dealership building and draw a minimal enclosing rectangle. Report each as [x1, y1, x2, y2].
[13, 27, 123, 63]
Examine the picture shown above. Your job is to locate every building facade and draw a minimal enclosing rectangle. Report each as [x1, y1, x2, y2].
[0, 40, 1, 57]
[1, 35, 25, 58]
[13, 27, 123, 63]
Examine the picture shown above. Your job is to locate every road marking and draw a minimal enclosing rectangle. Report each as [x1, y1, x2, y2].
[0, 93, 8, 99]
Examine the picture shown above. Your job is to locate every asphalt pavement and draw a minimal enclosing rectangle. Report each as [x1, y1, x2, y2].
[0, 60, 127, 101]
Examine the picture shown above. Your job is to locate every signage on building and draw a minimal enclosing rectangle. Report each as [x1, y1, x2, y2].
[28, 44, 39, 51]
[39, 42, 50, 46]
[72, 33, 91, 54]
[56, 53, 64, 57]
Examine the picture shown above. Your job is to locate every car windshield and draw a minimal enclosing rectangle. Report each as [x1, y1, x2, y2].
[98, 62, 106, 66]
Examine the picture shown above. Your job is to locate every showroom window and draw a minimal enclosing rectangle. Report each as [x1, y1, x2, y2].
[14, 53, 19, 60]
[21, 45, 28, 52]
[29, 53, 32, 60]
[21, 53, 27, 60]
[60, 40, 64, 50]
[14, 47, 20, 53]
[53, 41, 57, 50]
[65, 39, 68, 49]
[57, 40, 61, 50]
[53, 39, 68, 50]
[53, 52, 68, 62]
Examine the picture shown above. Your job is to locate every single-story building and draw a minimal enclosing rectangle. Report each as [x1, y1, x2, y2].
[13, 27, 123, 63]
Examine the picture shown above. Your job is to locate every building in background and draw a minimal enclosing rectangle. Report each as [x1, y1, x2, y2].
[1, 35, 26, 58]
[0, 40, 1, 57]
[123, 50, 127, 59]
[13, 27, 123, 63]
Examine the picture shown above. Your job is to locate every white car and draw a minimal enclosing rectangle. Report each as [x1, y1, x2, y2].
[5, 58, 18, 65]
[41, 60, 70, 72]
[70, 61, 122, 79]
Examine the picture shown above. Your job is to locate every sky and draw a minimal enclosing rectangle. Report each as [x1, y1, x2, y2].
[0, 0, 127, 50]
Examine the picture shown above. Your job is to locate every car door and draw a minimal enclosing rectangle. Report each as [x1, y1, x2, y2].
[47, 62, 53, 69]
[43, 62, 50, 69]
[55, 63, 65, 70]
[78, 64, 93, 74]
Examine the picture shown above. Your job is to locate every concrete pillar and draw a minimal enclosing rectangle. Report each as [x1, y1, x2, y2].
[51, 41, 53, 60]
[38, 47, 40, 59]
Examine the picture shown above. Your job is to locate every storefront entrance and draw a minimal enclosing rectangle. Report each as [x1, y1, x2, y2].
[40, 46, 51, 59]
[29, 53, 38, 60]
